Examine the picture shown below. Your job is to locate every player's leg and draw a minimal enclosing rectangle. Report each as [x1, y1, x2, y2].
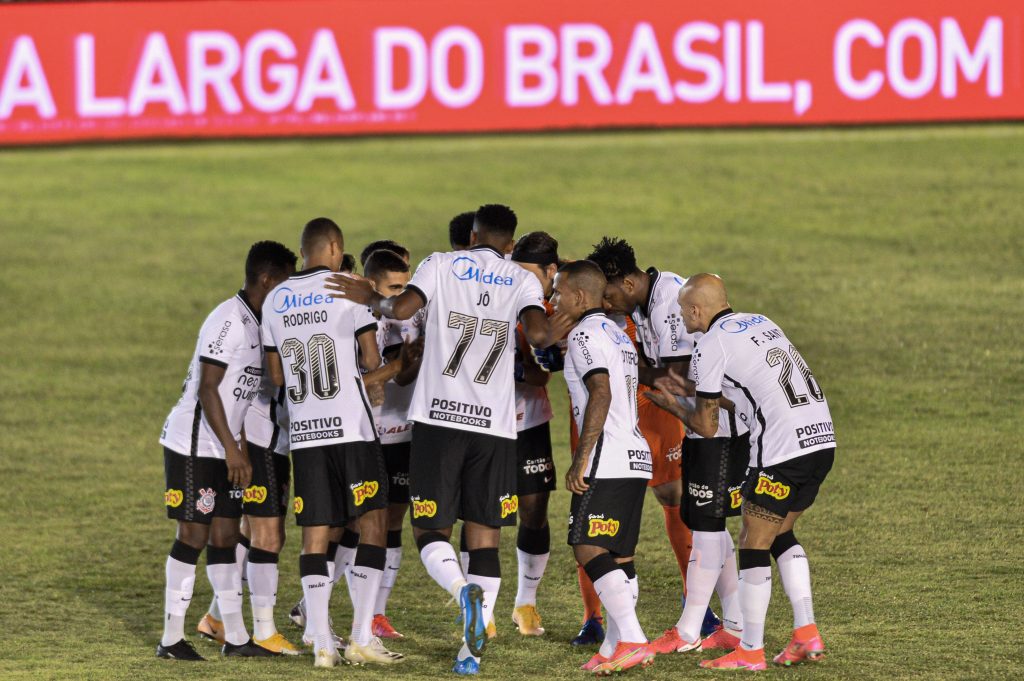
[642, 403, 693, 590]
[199, 520, 247, 644]
[512, 422, 555, 636]
[208, 514, 268, 655]
[373, 441, 410, 639]
[567, 419, 605, 646]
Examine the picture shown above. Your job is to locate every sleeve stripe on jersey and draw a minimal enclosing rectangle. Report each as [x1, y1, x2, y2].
[662, 355, 692, 364]
[198, 356, 228, 369]
[383, 343, 404, 357]
[518, 304, 546, 319]
[263, 345, 278, 354]
[582, 367, 610, 383]
[355, 322, 378, 337]
[405, 283, 428, 307]
[696, 390, 722, 399]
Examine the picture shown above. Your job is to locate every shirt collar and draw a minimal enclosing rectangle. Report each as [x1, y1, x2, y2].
[294, 265, 330, 276]
[236, 289, 261, 323]
[707, 307, 735, 331]
[579, 307, 605, 321]
[469, 244, 504, 259]
[638, 266, 659, 317]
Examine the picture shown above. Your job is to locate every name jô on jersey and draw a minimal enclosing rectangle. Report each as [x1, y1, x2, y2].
[450, 255, 515, 286]
[428, 397, 492, 429]
[272, 287, 335, 314]
[283, 310, 329, 327]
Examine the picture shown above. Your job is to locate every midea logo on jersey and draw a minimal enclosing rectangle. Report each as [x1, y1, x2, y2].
[450, 256, 514, 286]
[601, 322, 630, 345]
[719, 314, 768, 334]
[272, 286, 334, 314]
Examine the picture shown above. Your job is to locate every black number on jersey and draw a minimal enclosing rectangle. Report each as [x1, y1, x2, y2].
[765, 345, 824, 408]
[442, 311, 510, 384]
[280, 333, 340, 402]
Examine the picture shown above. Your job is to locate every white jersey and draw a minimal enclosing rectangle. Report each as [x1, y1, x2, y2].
[630, 268, 694, 368]
[685, 332, 749, 440]
[376, 317, 414, 445]
[244, 376, 289, 455]
[564, 310, 652, 480]
[692, 310, 835, 468]
[160, 292, 263, 459]
[515, 328, 553, 432]
[261, 267, 379, 450]
[405, 247, 545, 439]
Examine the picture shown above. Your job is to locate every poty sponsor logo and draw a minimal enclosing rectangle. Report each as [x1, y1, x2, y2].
[499, 493, 519, 518]
[719, 314, 769, 334]
[293, 496, 304, 514]
[351, 480, 379, 506]
[730, 489, 743, 509]
[754, 475, 790, 500]
[412, 498, 437, 518]
[164, 489, 183, 508]
[243, 485, 267, 504]
[272, 286, 335, 314]
[587, 516, 620, 538]
[450, 255, 514, 286]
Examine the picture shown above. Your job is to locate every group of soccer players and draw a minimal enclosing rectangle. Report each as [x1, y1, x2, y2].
[157, 204, 837, 675]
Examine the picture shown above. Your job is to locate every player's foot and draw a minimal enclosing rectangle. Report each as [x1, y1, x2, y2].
[701, 607, 723, 637]
[344, 637, 406, 665]
[512, 604, 545, 636]
[313, 647, 342, 668]
[700, 647, 767, 671]
[570, 616, 605, 646]
[592, 642, 654, 675]
[459, 584, 487, 657]
[302, 627, 346, 650]
[196, 613, 225, 644]
[773, 623, 825, 666]
[254, 632, 302, 655]
[289, 599, 306, 628]
[372, 613, 404, 639]
[452, 654, 480, 675]
[580, 653, 608, 671]
[649, 627, 701, 655]
[486, 620, 497, 639]
[156, 639, 205, 661]
[701, 627, 742, 651]
[221, 638, 281, 657]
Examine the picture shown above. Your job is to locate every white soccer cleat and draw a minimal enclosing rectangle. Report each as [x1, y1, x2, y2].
[313, 647, 342, 668]
[344, 637, 406, 665]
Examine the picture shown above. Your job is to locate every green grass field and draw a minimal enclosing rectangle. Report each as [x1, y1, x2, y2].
[1, 125, 1022, 680]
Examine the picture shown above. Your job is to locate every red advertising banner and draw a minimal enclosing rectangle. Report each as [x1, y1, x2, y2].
[0, 0, 1020, 145]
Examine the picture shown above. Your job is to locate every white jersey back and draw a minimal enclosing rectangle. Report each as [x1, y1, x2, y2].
[245, 376, 289, 455]
[685, 331, 749, 440]
[405, 247, 545, 439]
[564, 310, 652, 480]
[692, 311, 835, 468]
[160, 292, 263, 459]
[630, 268, 694, 368]
[376, 317, 414, 445]
[262, 268, 378, 450]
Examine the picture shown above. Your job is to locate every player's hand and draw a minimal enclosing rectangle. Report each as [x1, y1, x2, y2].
[325, 272, 379, 306]
[367, 382, 386, 407]
[531, 344, 565, 373]
[546, 311, 576, 345]
[225, 444, 252, 490]
[645, 386, 682, 417]
[399, 337, 424, 367]
[566, 454, 590, 495]
[653, 367, 691, 396]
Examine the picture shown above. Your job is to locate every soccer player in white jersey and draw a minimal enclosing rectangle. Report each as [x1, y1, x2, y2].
[649, 274, 835, 671]
[552, 260, 655, 675]
[363, 248, 425, 639]
[326, 204, 566, 675]
[157, 241, 296, 661]
[262, 218, 403, 669]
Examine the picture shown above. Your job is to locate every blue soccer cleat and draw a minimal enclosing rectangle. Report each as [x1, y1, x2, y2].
[701, 606, 723, 637]
[452, 654, 480, 675]
[570, 615, 605, 646]
[459, 584, 487, 657]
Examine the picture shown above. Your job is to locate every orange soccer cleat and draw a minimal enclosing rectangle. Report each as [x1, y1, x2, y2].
[649, 627, 701, 655]
[592, 642, 654, 675]
[701, 627, 742, 651]
[371, 614, 404, 639]
[700, 646, 768, 671]
[580, 653, 609, 671]
[773, 623, 825, 666]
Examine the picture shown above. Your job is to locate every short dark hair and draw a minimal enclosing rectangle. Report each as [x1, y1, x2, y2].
[449, 211, 476, 250]
[474, 204, 517, 238]
[245, 240, 297, 284]
[363, 249, 410, 280]
[587, 237, 640, 281]
[359, 239, 409, 267]
[512, 231, 559, 266]
[558, 259, 607, 297]
[301, 217, 342, 253]
[340, 253, 357, 274]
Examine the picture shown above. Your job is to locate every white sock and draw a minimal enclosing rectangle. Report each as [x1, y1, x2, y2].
[717, 532, 742, 633]
[514, 548, 549, 607]
[237, 541, 249, 590]
[207, 594, 220, 621]
[162, 555, 197, 646]
[374, 546, 402, 616]
[337, 545, 358, 606]
[207, 559, 248, 645]
[599, 614, 619, 658]
[467, 574, 501, 627]
[457, 641, 479, 663]
[302, 568, 334, 653]
[349, 546, 386, 647]
[675, 531, 725, 641]
[419, 540, 467, 599]
[738, 560, 772, 651]
[247, 554, 279, 641]
[460, 550, 470, 577]
[776, 544, 815, 628]
[594, 570, 646, 643]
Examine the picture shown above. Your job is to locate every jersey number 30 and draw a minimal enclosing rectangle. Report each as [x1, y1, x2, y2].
[280, 334, 339, 403]
[443, 312, 510, 384]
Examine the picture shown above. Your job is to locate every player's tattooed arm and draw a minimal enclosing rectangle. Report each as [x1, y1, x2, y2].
[567, 372, 611, 495]
[198, 362, 252, 489]
[645, 388, 719, 437]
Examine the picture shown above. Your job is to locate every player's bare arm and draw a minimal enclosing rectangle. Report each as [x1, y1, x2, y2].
[265, 350, 285, 387]
[356, 327, 382, 372]
[198, 362, 252, 489]
[520, 341, 550, 387]
[646, 387, 720, 438]
[521, 307, 574, 349]
[324, 273, 425, 320]
[393, 337, 424, 387]
[567, 372, 611, 495]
